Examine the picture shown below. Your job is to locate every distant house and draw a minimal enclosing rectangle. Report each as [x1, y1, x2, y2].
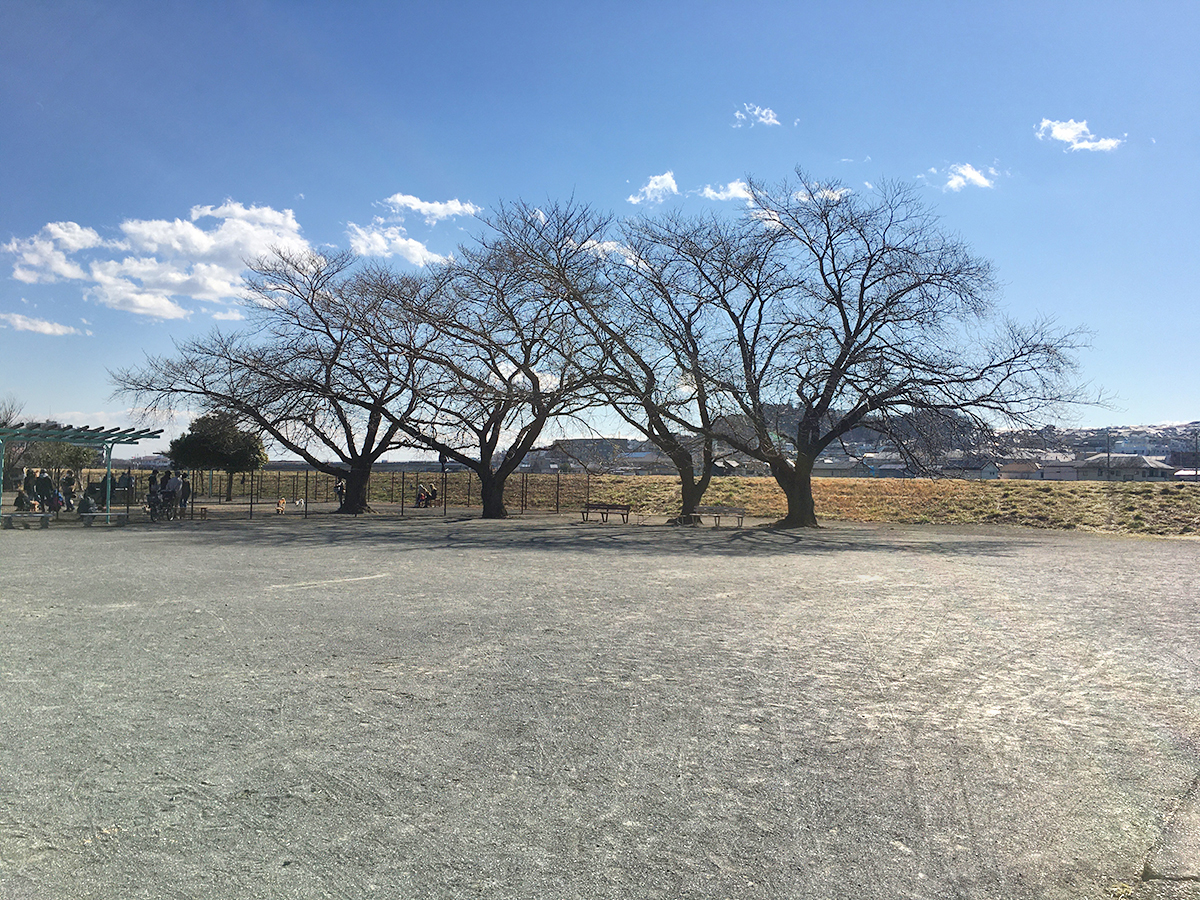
[941, 458, 1000, 480]
[998, 460, 1043, 480]
[1074, 454, 1175, 482]
[860, 454, 913, 478]
[1041, 460, 1079, 481]
[811, 457, 871, 478]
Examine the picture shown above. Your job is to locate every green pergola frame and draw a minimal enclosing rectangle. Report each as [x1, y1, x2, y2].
[1, 423, 163, 523]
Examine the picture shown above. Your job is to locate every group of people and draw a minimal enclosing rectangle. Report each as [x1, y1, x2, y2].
[146, 470, 191, 517]
[12, 468, 76, 514]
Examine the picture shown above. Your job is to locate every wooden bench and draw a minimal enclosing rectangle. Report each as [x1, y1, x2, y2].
[582, 502, 632, 524]
[694, 506, 746, 527]
[2, 512, 50, 529]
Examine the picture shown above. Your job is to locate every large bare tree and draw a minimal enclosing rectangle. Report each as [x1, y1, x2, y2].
[112, 249, 426, 513]
[358, 206, 609, 518]
[624, 171, 1089, 527]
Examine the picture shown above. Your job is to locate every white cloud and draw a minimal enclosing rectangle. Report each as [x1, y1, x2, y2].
[732, 103, 780, 128]
[627, 171, 679, 205]
[0, 312, 85, 335]
[795, 185, 852, 203]
[382, 193, 482, 224]
[2, 223, 107, 283]
[346, 222, 446, 266]
[2, 200, 310, 320]
[700, 180, 752, 202]
[1036, 118, 1123, 152]
[212, 309, 246, 321]
[943, 163, 994, 192]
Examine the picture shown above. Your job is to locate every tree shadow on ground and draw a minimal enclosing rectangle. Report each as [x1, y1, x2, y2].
[157, 513, 1074, 560]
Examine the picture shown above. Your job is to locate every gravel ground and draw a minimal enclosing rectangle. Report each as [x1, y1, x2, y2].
[2, 514, 1200, 899]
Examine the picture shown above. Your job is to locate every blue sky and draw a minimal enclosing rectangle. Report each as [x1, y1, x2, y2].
[2, 1, 1197, 452]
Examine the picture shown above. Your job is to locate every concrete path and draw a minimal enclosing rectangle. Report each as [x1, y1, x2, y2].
[2, 515, 1199, 899]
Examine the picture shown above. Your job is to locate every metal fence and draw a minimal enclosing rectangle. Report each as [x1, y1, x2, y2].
[78, 467, 610, 518]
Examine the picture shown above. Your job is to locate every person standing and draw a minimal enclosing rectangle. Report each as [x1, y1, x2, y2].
[178, 474, 191, 516]
[60, 471, 76, 511]
[34, 469, 54, 510]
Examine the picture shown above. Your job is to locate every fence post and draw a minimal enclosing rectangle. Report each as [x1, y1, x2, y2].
[556, 471, 560, 514]
[390, 471, 395, 503]
[304, 469, 309, 519]
[442, 471, 447, 515]
[401, 471, 406, 516]
[248, 471, 254, 520]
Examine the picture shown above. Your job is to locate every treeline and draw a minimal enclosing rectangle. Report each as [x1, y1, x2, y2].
[113, 167, 1087, 526]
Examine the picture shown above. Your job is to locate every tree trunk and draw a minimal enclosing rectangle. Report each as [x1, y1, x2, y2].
[338, 465, 372, 514]
[679, 472, 706, 520]
[479, 471, 508, 519]
[657, 435, 713, 522]
[770, 455, 819, 528]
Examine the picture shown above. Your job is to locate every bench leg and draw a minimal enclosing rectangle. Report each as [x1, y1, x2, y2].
[599, 511, 609, 523]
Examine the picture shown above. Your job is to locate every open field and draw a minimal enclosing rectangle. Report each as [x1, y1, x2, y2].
[584, 477, 1200, 536]
[2, 515, 1200, 899]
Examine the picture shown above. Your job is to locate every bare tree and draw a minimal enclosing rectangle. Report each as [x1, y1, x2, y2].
[112, 249, 426, 513]
[358, 205, 610, 518]
[1, 393, 29, 489]
[628, 170, 1089, 527]
[478, 200, 744, 521]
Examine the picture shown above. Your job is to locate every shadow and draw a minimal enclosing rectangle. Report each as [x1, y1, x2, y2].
[139, 512, 1062, 560]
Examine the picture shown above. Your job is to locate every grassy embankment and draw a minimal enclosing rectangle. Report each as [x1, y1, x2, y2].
[580, 476, 1200, 536]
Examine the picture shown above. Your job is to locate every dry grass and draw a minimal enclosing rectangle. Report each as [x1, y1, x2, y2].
[584, 475, 1200, 536]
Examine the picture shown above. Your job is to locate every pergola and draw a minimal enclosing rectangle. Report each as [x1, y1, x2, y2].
[1, 423, 164, 520]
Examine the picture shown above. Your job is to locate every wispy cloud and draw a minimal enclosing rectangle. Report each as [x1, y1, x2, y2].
[943, 163, 995, 192]
[627, 171, 679, 205]
[2, 201, 309, 320]
[381, 193, 482, 224]
[732, 103, 780, 128]
[700, 180, 752, 202]
[1036, 118, 1123, 152]
[795, 185, 852, 203]
[0, 312, 88, 335]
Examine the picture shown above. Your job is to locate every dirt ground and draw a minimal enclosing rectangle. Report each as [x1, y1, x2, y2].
[2, 514, 1200, 899]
